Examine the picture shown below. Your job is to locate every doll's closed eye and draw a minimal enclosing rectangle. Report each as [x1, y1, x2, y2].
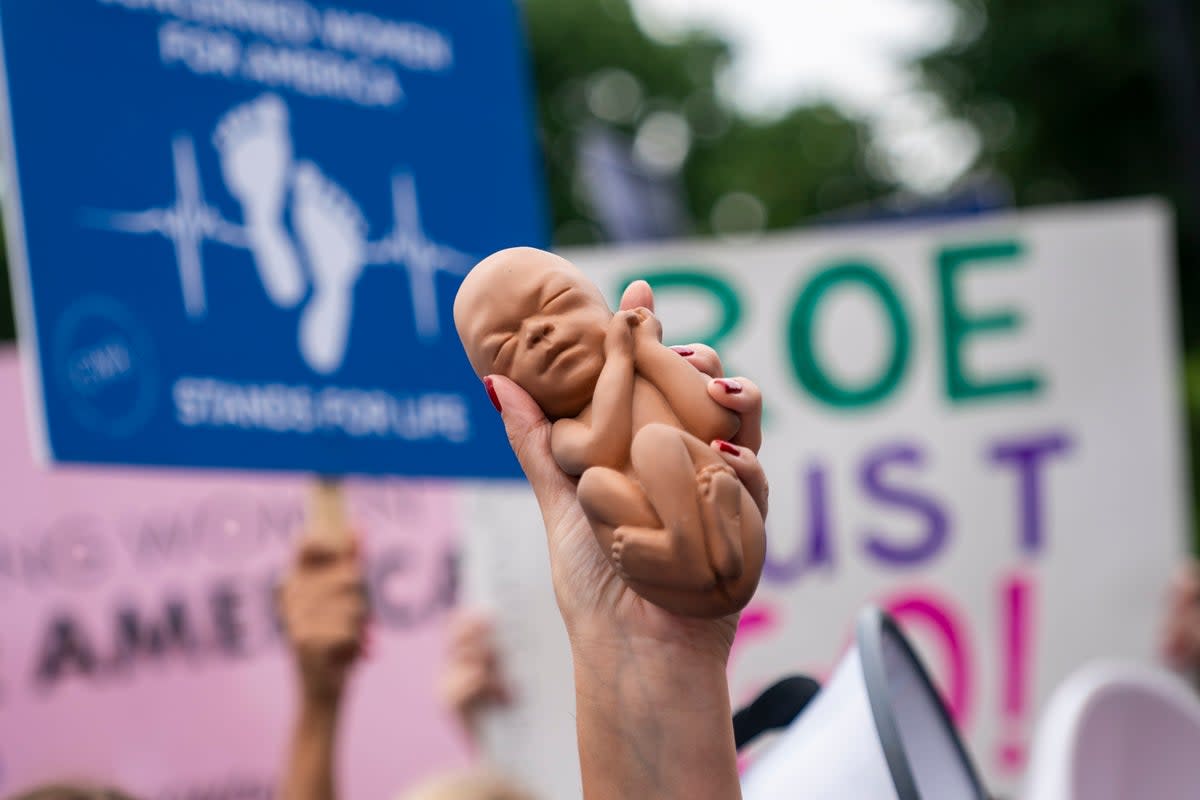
[483, 330, 518, 371]
[492, 333, 519, 372]
[544, 285, 572, 308]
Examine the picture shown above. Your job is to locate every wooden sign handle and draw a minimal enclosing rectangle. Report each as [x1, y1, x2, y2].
[307, 475, 350, 547]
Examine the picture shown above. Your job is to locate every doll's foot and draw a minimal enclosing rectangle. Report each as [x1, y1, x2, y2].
[611, 525, 717, 591]
[697, 463, 744, 581]
[611, 533, 629, 581]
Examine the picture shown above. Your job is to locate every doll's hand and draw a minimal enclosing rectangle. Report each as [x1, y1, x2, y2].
[629, 305, 663, 343]
[604, 309, 640, 359]
[627, 306, 664, 365]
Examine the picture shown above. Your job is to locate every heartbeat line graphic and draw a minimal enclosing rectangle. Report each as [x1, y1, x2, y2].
[83, 135, 246, 317]
[367, 172, 472, 341]
[82, 134, 472, 342]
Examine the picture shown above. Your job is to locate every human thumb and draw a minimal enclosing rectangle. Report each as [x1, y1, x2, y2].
[619, 279, 654, 313]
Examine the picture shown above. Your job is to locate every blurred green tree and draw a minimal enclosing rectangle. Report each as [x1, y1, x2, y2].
[524, 0, 889, 244]
[919, 0, 1200, 323]
[920, 2, 1193, 211]
[917, 0, 1200, 537]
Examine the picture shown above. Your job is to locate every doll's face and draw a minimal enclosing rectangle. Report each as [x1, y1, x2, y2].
[455, 248, 612, 419]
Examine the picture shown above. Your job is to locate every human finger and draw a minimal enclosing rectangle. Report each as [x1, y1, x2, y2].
[485, 375, 579, 534]
[710, 439, 769, 519]
[1164, 620, 1189, 668]
[1164, 624, 1200, 671]
[294, 537, 347, 570]
[449, 630, 499, 668]
[619, 279, 654, 314]
[668, 343, 724, 378]
[447, 611, 494, 651]
[301, 619, 363, 663]
[441, 659, 507, 721]
[296, 561, 366, 604]
[706, 376, 763, 453]
[1170, 563, 1200, 609]
[330, 591, 369, 627]
[480, 672, 513, 706]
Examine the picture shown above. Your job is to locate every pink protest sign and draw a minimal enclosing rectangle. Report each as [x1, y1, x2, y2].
[0, 348, 470, 798]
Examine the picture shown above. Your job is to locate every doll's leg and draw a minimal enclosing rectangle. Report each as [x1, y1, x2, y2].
[578, 466, 660, 557]
[616, 423, 746, 587]
[579, 463, 718, 591]
[630, 481, 764, 618]
[694, 462, 745, 580]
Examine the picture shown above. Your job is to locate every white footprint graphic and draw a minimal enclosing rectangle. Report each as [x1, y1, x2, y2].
[293, 162, 368, 374]
[214, 94, 306, 308]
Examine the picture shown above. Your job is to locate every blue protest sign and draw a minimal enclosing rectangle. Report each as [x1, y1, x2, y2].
[0, 0, 545, 477]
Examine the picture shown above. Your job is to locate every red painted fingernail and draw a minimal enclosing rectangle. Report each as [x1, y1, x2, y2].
[717, 378, 743, 394]
[716, 440, 740, 455]
[670, 346, 695, 357]
[483, 377, 502, 412]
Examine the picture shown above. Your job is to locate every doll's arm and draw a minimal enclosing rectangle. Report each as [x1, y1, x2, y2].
[551, 311, 639, 475]
[631, 310, 740, 441]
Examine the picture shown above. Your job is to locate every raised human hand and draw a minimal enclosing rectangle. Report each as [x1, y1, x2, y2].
[1163, 560, 1200, 675]
[439, 609, 512, 743]
[278, 535, 368, 705]
[483, 279, 765, 799]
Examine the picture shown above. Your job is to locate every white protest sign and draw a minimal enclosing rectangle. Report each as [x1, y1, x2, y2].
[459, 485, 581, 800]
[463, 199, 1188, 797]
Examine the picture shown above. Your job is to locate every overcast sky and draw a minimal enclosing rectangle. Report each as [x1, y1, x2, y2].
[629, 0, 980, 192]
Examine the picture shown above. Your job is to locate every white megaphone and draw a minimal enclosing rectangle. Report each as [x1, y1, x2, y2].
[1022, 662, 1200, 800]
[741, 607, 988, 800]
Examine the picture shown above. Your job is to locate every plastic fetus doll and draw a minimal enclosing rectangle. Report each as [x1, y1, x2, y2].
[454, 247, 764, 618]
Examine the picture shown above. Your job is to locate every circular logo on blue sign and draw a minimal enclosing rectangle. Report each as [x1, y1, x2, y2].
[53, 296, 157, 437]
